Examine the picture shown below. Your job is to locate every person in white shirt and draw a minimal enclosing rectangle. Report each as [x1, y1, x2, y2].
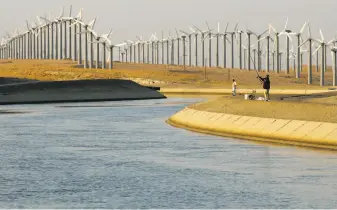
[232, 79, 237, 96]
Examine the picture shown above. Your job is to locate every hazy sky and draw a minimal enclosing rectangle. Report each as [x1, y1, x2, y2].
[1, 0, 337, 44]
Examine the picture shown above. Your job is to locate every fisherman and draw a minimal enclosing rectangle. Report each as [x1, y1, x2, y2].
[258, 75, 271, 101]
[232, 79, 237, 96]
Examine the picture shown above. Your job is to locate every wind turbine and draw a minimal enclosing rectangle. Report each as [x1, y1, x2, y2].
[235, 26, 245, 69]
[222, 23, 231, 68]
[160, 31, 165, 65]
[188, 27, 200, 66]
[174, 29, 182, 66]
[90, 30, 102, 69]
[312, 29, 326, 86]
[90, 29, 111, 69]
[294, 22, 308, 78]
[257, 27, 274, 72]
[136, 35, 144, 64]
[299, 22, 315, 84]
[211, 22, 221, 67]
[70, 16, 97, 68]
[269, 24, 281, 73]
[180, 28, 195, 67]
[251, 28, 269, 70]
[68, 7, 84, 64]
[98, 29, 114, 69]
[331, 46, 337, 86]
[39, 15, 50, 60]
[230, 22, 239, 69]
[278, 17, 297, 74]
[194, 23, 212, 67]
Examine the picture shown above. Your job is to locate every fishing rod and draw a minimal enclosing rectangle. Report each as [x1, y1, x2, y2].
[250, 55, 262, 83]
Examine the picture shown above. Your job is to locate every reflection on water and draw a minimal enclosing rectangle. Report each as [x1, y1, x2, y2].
[0, 97, 337, 209]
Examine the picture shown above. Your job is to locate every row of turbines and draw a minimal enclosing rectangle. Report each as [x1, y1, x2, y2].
[120, 19, 337, 87]
[0, 6, 122, 69]
[0, 6, 337, 86]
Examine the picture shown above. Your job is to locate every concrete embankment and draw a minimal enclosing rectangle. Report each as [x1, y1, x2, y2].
[167, 107, 337, 150]
[0, 79, 165, 105]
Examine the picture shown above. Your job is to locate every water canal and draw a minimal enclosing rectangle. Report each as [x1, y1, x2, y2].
[0, 97, 336, 208]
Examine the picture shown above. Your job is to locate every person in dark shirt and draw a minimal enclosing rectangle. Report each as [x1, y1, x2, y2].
[258, 75, 271, 101]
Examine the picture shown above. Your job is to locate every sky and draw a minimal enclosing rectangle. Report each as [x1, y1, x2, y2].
[1, 0, 337, 67]
[1, 0, 337, 44]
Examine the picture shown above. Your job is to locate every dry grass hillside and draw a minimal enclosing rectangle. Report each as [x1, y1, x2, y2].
[0, 59, 334, 89]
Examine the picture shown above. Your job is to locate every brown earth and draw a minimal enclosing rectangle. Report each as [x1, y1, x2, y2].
[0, 59, 334, 90]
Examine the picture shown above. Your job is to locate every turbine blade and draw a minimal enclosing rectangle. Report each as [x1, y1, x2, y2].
[205, 21, 210, 31]
[269, 24, 277, 34]
[300, 22, 307, 34]
[77, 7, 83, 20]
[194, 26, 202, 33]
[284, 16, 289, 30]
[307, 22, 312, 37]
[59, 6, 64, 18]
[257, 36, 267, 42]
[180, 30, 189, 35]
[234, 21, 239, 32]
[259, 29, 268, 37]
[299, 39, 309, 48]
[26, 20, 30, 30]
[319, 28, 324, 42]
[328, 39, 335, 45]
[189, 26, 196, 33]
[312, 45, 321, 55]
[287, 34, 293, 42]
[69, 5, 73, 17]
[175, 28, 179, 37]
[224, 22, 229, 33]
[89, 17, 98, 29]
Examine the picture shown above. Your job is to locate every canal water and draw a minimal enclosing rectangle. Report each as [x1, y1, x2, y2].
[0, 98, 337, 209]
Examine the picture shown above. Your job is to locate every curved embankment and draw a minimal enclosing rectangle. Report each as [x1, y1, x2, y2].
[0, 79, 165, 105]
[167, 107, 337, 150]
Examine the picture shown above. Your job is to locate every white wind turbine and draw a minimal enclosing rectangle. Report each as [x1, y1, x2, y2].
[257, 27, 274, 72]
[70, 16, 97, 68]
[251, 28, 269, 71]
[180, 28, 197, 67]
[312, 29, 326, 86]
[135, 34, 144, 64]
[188, 26, 201, 66]
[89, 29, 112, 69]
[331, 45, 337, 86]
[234, 23, 246, 69]
[278, 17, 298, 74]
[325, 35, 337, 86]
[194, 23, 212, 67]
[222, 23, 232, 68]
[294, 22, 308, 78]
[230, 22, 239, 69]
[299, 22, 317, 84]
[269, 23, 281, 73]
[99, 29, 115, 69]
